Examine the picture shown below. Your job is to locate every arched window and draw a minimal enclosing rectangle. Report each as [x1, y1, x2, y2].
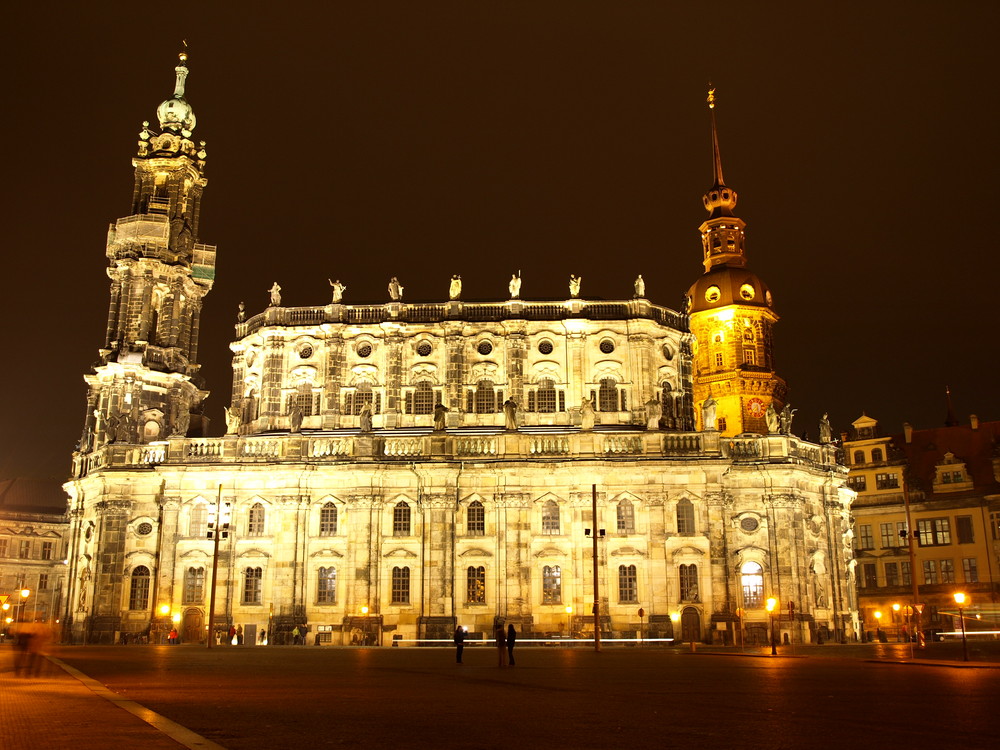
[541, 500, 560, 535]
[536, 378, 558, 413]
[128, 565, 150, 610]
[247, 502, 265, 536]
[677, 498, 695, 535]
[320, 502, 338, 536]
[598, 378, 619, 412]
[189, 503, 208, 538]
[616, 499, 635, 534]
[243, 567, 263, 604]
[542, 565, 561, 604]
[871, 448, 883, 463]
[347, 382, 377, 415]
[391, 566, 410, 603]
[853, 450, 865, 465]
[183, 567, 205, 604]
[474, 380, 497, 414]
[740, 561, 764, 608]
[467, 501, 485, 536]
[467, 565, 486, 603]
[317, 566, 337, 603]
[393, 502, 411, 536]
[618, 564, 637, 603]
[679, 564, 699, 601]
[413, 381, 436, 415]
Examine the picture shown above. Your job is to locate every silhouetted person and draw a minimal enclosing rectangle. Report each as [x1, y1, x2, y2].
[507, 624, 517, 666]
[454, 626, 466, 664]
[495, 623, 507, 667]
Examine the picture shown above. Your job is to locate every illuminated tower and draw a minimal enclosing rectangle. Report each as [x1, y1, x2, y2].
[76, 51, 216, 451]
[686, 89, 785, 435]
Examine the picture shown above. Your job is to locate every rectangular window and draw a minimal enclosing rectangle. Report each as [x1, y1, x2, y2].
[183, 567, 205, 604]
[940, 559, 955, 583]
[41, 541, 53, 560]
[466, 566, 486, 603]
[862, 563, 878, 588]
[876, 473, 900, 490]
[879, 523, 894, 549]
[542, 565, 562, 604]
[0, 538, 7, 557]
[955, 516, 974, 544]
[242, 567, 263, 605]
[922, 560, 938, 585]
[991, 512, 1000, 540]
[884, 562, 899, 587]
[847, 475, 867, 492]
[963, 558, 979, 583]
[18, 540, 31, 558]
[619, 565, 638, 603]
[743, 349, 755, 366]
[391, 567, 410, 604]
[317, 567, 337, 604]
[901, 561, 911, 586]
[38, 574, 49, 591]
[858, 525, 874, 550]
[897, 522, 907, 542]
[917, 518, 951, 546]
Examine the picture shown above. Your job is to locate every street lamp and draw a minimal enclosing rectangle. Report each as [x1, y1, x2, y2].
[873, 610, 883, 642]
[19, 589, 31, 622]
[565, 605, 573, 639]
[954, 592, 969, 662]
[766, 597, 778, 655]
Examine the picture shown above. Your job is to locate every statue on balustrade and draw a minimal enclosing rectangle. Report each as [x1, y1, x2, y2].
[503, 398, 519, 430]
[387, 277, 404, 301]
[765, 403, 779, 434]
[289, 404, 303, 434]
[225, 406, 241, 435]
[569, 274, 582, 298]
[819, 412, 832, 444]
[328, 279, 346, 303]
[509, 272, 522, 299]
[449, 275, 462, 300]
[433, 403, 449, 431]
[268, 282, 282, 307]
[701, 396, 718, 431]
[359, 402, 373, 432]
[634, 274, 645, 298]
[645, 396, 661, 430]
[580, 398, 596, 431]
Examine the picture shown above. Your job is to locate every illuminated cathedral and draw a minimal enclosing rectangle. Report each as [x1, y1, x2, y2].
[63, 56, 856, 646]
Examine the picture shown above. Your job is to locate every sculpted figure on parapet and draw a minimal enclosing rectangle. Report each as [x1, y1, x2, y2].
[433, 403, 449, 431]
[387, 277, 404, 301]
[580, 398, 595, 430]
[634, 274, 645, 298]
[569, 274, 582, 298]
[328, 279, 346, 303]
[819, 412, 832, 444]
[645, 396, 661, 430]
[268, 282, 281, 307]
[503, 398, 518, 430]
[765, 403, 779, 434]
[780, 404, 796, 435]
[225, 406, 241, 435]
[359, 401, 373, 432]
[509, 272, 522, 299]
[701, 395, 718, 431]
[449, 275, 462, 300]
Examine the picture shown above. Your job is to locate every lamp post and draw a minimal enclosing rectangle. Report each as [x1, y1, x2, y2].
[873, 610, 882, 642]
[565, 605, 573, 639]
[954, 592, 969, 662]
[892, 603, 914, 658]
[19, 589, 31, 622]
[766, 597, 778, 655]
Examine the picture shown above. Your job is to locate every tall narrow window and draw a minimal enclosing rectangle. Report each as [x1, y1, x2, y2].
[853, 450, 865, 465]
[940, 559, 955, 583]
[38, 574, 49, 590]
[536, 378, 557, 413]
[41, 541, 53, 560]
[129, 566, 151, 610]
[616, 500, 635, 534]
[542, 565, 562, 604]
[317, 566, 337, 603]
[598, 378, 618, 412]
[963, 558, 979, 583]
[413, 381, 435, 415]
[352, 382, 375, 415]
[391, 566, 410, 603]
[393, 502, 411, 536]
[884, 562, 899, 587]
[679, 564, 699, 601]
[741, 561, 763, 608]
[677, 499, 695, 535]
[243, 567, 263, 604]
[467, 566, 486, 603]
[541, 500, 560, 535]
[18, 540, 31, 558]
[320, 502, 338, 536]
[190, 503, 208, 538]
[956, 516, 974, 544]
[922, 560, 938, 584]
[183, 567, 205, 604]
[467, 501, 485, 536]
[618, 564, 637, 603]
[294, 382, 316, 416]
[247, 502, 265, 536]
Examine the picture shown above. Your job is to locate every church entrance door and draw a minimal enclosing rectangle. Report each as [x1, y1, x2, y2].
[681, 607, 701, 643]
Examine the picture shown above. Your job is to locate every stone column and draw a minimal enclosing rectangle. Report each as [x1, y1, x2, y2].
[90, 497, 133, 644]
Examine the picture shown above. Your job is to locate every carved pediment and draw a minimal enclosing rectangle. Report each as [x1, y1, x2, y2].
[671, 545, 706, 560]
[309, 548, 344, 558]
[533, 492, 565, 506]
[732, 544, 769, 558]
[178, 548, 211, 559]
[383, 547, 418, 559]
[610, 546, 647, 558]
[458, 547, 493, 558]
[533, 546, 566, 559]
[237, 548, 271, 559]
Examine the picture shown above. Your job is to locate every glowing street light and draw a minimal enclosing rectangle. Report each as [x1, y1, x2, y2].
[954, 592, 969, 662]
[873, 610, 883, 642]
[361, 605, 369, 615]
[766, 597, 778, 655]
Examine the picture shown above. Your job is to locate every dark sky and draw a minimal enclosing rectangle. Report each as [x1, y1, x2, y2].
[4, 3, 997, 484]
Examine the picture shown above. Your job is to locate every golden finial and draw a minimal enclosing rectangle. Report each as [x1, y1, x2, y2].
[707, 85, 716, 110]
[179, 40, 188, 63]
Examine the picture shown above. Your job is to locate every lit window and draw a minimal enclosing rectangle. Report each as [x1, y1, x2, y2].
[243, 567, 263, 604]
[393, 502, 411, 536]
[940, 559, 955, 583]
[917, 518, 951, 546]
[715, 352, 724, 367]
[41, 541, 53, 560]
[467, 566, 486, 603]
[320, 503, 338, 536]
[541, 500, 560, 535]
[474, 380, 498, 414]
[183, 567, 205, 604]
[740, 562, 763, 608]
[616, 500, 635, 534]
[922, 560, 938, 585]
[618, 565, 637, 603]
[743, 350, 755, 366]
[876, 473, 900, 490]
[858, 525, 874, 550]
[129, 566, 151, 610]
[247, 503, 265, 536]
[391, 566, 410, 603]
[413, 382, 435, 415]
[317, 567, 337, 604]
[963, 558, 979, 583]
[542, 565, 561, 604]
[467, 501, 485, 536]
[536, 378, 558, 413]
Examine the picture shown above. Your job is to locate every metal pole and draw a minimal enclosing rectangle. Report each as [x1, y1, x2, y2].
[959, 606, 968, 662]
[207, 484, 222, 649]
[901, 474, 922, 647]
[592, 484, 601, 652]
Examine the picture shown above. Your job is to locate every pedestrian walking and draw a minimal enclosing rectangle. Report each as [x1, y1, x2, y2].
[228, 624, 237, 645]
[260, 628, 267, 645]
[292, 625, 301, 645]
[454, 626, 466, 664]
[236, 624, 244, 645]
[507, 623, 517, 666]
[495, 622, 507, 667]
[168, 627, 179, 645]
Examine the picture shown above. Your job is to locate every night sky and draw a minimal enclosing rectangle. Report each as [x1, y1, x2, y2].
[4, 3, 996, 487]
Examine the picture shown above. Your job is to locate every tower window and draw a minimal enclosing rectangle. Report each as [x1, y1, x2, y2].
[715, 352, 724, 367]
[542, 565, 562, 604]
[467, 501, 485, 536]
[391, 566, 410, 603]
[393, 501, 412, 536]
[320, 502, 338, 536]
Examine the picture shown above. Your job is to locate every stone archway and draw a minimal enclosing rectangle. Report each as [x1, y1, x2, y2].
[681, 606, 701, 643]
[183, 608, 204, 644]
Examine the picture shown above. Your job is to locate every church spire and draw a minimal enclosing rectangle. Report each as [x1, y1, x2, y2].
[708, 87, 725, 188]
[702, 86, 738, 221]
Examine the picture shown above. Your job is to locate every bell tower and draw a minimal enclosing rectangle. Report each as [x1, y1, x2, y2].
[686, 88, 785, 436]
[77, 51, 216, 451]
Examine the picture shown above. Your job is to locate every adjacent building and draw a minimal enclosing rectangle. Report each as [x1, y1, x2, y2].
[62, 56, 855, 647]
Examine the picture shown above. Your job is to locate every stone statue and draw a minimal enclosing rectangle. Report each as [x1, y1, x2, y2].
[509, 272, 522, 299]
[503, 398, 518, 430]
[116, 414, 133, 444]
[819, 412, 832, 444]
[359, 402, 373, 432]
[433, 403, 449, 431]
[236, 301, 245, 323]
[449, 275, 462, 300]
[387, 277, 404, 301]
[634, 274, 645, 298]
[701, 396, 718, 431]
[289, 404, 303, 434]
[172, 409, 191, 438]
[328, 279, 346, 303]
[569, 274, 582, 298]
[765, 403, 779, 434]
[104, 413, 119, 444]
[645, 396, 660, 430]
[813, 580, 828, 608]
[780, 404, 796, 435]
[268, 282, 282, 307]
[225, 406, 241, 435]
[77, 566, 91, 611]
[580, 398, 596, 431]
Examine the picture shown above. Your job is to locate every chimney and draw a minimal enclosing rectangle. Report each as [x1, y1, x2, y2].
[903, 422, 913, 443]
[970, 414, 979, 430]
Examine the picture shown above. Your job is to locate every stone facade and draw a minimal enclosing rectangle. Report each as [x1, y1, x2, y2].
[63, 57, 856, 646]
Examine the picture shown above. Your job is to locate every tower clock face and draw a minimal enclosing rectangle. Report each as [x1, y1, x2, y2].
[705, 286, 721, 303]
[747, 398, 765, 417]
